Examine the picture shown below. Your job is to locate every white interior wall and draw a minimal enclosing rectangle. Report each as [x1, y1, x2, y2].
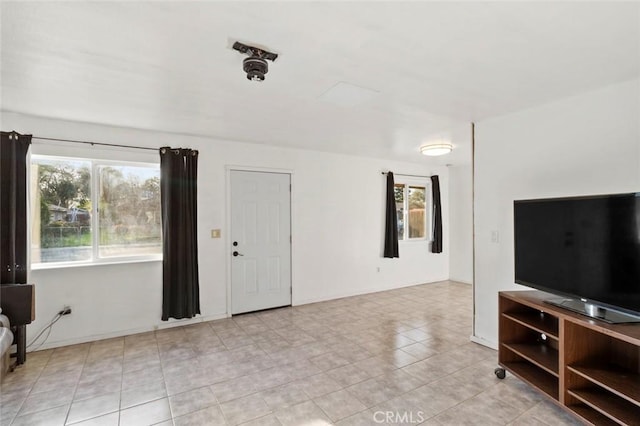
[473, 78, 640, 348]
[448, 164, 473, 284]
[2, 111, 450, 349]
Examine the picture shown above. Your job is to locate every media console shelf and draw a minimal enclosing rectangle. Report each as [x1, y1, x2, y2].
[498, 291, 640, 425]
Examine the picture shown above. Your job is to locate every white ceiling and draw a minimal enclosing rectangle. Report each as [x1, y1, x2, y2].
[1, 1, 639, 165]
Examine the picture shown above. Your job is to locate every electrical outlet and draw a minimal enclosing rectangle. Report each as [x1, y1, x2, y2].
[59, 306, 72, 316]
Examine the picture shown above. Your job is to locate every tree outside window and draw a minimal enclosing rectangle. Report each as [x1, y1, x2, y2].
[31, 156, 161, 265]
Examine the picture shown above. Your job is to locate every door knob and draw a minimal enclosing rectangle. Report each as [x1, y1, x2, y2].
[233, 251, 244, 257]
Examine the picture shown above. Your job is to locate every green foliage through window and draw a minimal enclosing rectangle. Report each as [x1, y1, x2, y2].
[31, 156, 161, 264]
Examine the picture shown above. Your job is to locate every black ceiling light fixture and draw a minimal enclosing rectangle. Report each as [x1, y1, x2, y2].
[232, 41, 278, 82]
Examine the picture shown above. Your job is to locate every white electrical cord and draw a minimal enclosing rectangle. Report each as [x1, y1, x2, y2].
[26, 312, 63, 351]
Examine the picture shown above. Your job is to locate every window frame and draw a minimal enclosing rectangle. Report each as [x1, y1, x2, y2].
[30, 154, 162, 269]
[394, 177, 431, 243]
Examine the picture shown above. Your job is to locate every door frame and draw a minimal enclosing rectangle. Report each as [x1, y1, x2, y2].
[225, 165, 294, 317]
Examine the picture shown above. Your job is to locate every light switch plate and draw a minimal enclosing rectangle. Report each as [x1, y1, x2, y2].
[211, 229, 221, 238]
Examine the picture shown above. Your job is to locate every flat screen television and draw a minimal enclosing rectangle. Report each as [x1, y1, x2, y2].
[514, 192, 640, 323]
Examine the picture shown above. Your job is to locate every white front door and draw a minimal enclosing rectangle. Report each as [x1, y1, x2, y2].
[230, 170, 291, 314]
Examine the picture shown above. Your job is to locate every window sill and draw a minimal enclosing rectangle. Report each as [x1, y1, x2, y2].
[399, 238, 429, 243]
[31, 256, 162, 271]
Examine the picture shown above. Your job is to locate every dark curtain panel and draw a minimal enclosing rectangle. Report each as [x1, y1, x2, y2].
[431, 175, 443, 253]
[383, 172, 399, 258]
[1, 131, 32, 284]
[160, 147, 200, 320]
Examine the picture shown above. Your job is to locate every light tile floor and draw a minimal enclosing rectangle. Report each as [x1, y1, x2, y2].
[0, 281, 581, 425]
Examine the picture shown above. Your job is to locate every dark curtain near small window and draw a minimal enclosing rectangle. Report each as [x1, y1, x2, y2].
[383, 172, 399, 258]
[431, 175, 443, 253]
[160, 147, 200, 320]
[1, 131, 32, 284]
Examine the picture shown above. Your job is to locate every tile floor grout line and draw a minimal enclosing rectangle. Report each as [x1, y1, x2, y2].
[156, 326, 177, 425]
[6, 343, 54, 423]
[62, 343, 91, 426]
[116, 335, 126, 425]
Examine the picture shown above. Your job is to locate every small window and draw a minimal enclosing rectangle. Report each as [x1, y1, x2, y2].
[395, 182, 428, 241]
[31, 156, 161, 266]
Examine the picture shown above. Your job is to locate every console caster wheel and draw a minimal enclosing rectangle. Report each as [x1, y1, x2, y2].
[494, 367, 506, 379]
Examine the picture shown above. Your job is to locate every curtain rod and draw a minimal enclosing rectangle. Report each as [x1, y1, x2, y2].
[32, 136, 157, 152]
[381, 172, 432, 179]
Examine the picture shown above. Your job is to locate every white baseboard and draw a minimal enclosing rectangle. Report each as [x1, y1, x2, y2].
[31, 278, 463, 351]
[470, 334, 498, 350]
[30, 312, 229, 352]
[449, 277, 472, 285]
[293, 278, 450, 306]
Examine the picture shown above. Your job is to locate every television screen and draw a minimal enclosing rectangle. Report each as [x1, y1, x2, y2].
[514, 193, 640, 316]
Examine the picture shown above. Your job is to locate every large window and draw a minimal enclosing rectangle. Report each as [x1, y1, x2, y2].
[31, 156, 161, 266]
[394, 182, 428, 241]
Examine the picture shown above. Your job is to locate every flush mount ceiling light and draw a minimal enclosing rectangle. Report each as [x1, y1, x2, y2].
[420, 143, 453, 156]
